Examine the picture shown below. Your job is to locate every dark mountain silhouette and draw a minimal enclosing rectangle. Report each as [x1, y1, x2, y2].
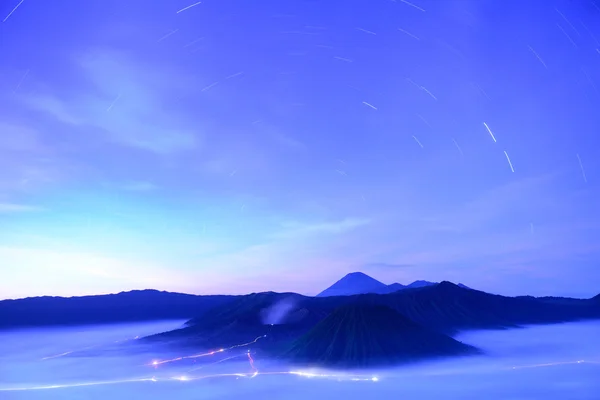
[386, 282, 405, 292]
[0, 290, 235, 328]
[4, 281, 600, 368]
[144, 282, 600, 368]
[145, 292, 324, 354]
[3, 281, 600, 354]
[180, 282, 600, 336]
[457, 283, 472, 290]
[405, 280, 437, 289]
[284, 304, 478, 368]
[316, 272, 445, 297]
[317, 272, 438, 297]
[317, 272, 389, 297]
[358, 282, 600, 334]
[185, 292, 310, 328]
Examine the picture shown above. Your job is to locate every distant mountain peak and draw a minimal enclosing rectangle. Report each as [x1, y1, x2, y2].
[345, 271, 371, 278]
[405, 280, 437, 289]
[387, 283, 405, 292]
[316, 273, 479, 298]
[317, 272, 388, 297]
[317, 273, 443, 297]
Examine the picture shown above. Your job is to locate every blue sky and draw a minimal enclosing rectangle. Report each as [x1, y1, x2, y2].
[1, 0, 599, 299]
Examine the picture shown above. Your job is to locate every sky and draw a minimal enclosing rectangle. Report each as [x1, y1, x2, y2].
[0, 0, 599, 300]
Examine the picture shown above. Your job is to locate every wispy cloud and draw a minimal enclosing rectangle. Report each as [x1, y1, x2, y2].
[0, 123, 48, 153]
[430, 172, 563, 233]
[21, 94, 83, 125]
[255, 123, 307, 150]
[0, 203, 44, 213]
[335, 171, 600, 292]
[272, 133, 306, 150]
[18, 48, 201, 154]
[274, 217, 371, 239]
[363, 262, 415, 269]
[193, 132, 276, 178]
[120, 181, 158, 192]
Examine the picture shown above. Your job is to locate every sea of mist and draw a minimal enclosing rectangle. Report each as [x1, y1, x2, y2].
[1, 320, 599, 400]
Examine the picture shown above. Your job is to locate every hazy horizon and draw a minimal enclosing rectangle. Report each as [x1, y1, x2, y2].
[1, 0, 599, 300]
[2, 272, 598, 302]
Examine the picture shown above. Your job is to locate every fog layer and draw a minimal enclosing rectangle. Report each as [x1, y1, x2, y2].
[1, 321, 599, 399]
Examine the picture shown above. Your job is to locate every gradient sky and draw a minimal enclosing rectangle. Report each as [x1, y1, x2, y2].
[1, 0, 599, 300]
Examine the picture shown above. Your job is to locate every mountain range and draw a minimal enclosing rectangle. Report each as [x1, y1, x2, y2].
[0, 289, 233, 328]
[143, 279, 600, 367]
[316, 271, 469, 297]
[1, 273, 599, 368]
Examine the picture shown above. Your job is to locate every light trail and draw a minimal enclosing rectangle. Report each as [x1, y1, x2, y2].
[334, 56, 353, 63]
[528, 46, 548, 69]
[557, 23, 577, 48]
[286, 371, 378, 381]
[406, 78, 437, 100]
[107, 93, 122, 112]
[412, 136, 424, 148]
[247, 350, 259, 378]
[452, 138, 464, 156]
[555, 8, 580, 37]
[0, 377, 157, 391]
[226, 72, 244, 79]
[184, 37, 204, 48]
[420, 87, 438, 101]
[4, 358, 597, 392]
[157, 29, 179, 43]
[150, 335, 266, 366]
[41, 335, 140, 360]
[398, 27, 420, 40]
[362, 101, 377, 110]
[201, 81, 219, 92]
[177, 1, 202, 14]
[356, 27, 376, 35]
[41, 350, 78, 360]
[2, 0, 25, 23]
[0, 370, 379, 392]
[13, 69, 30, 94]
[398, 0, 425, 12]
[483, 122, 497, 142]
[20, 328, 600, 393]
[509, 359, 594, 370]
[247, 351, 257, 371]
[186, 354, 245, 373]
[504, 150, 515, 173]
[576, 153, 588, 183]
[416, 114, 431, 127]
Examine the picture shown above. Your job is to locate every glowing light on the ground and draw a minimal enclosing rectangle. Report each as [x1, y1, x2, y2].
[150, 335, 267, 366]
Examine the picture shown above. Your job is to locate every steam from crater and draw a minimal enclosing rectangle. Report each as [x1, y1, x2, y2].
[260, 297, 298, 325]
